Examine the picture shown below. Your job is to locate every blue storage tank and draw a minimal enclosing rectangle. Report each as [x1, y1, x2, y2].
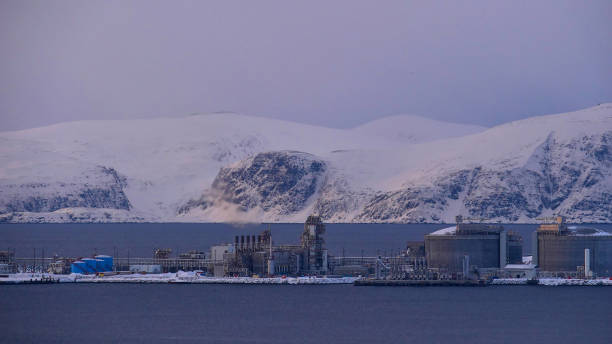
[94, 259, 105, 272]
[71, 261, 87, 274]
[81, 258, 98, 273]
[94, 255, 113, 272]
[81, 260, 96, 274]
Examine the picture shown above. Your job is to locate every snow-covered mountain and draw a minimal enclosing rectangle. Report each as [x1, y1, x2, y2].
[351, 115, 484, 144]
[1, 105, 611, 223]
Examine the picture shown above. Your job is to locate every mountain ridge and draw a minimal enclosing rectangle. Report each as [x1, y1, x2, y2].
[1, 104, 611, 223]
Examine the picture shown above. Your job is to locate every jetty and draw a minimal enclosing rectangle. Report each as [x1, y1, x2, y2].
[354, 279, 486, 287]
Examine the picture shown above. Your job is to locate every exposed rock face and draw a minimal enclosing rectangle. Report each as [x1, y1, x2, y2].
[0, 166, 131, 214]
[178, 130, 612, 223]
[353, 132, 612, 223]
[182, 151, 327, 216]
[312, 176, 372, 222]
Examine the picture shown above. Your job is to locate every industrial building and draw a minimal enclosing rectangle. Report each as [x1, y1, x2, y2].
[425, 216, 523, 274]
[218, 215, 328, 277]
[129, 264, 162, 274]
[0, 250, 15, 274]
[112, 248, 208, 273]
[533, 217, 612, 276]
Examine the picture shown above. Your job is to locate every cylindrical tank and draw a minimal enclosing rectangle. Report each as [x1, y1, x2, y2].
[425, 234, 501, 272]
[81, 260, 95, 274]
[71, 261, 87, 274]
[94, 255, 113, 272]
[94, 259, 105, 272]
[81, 258, 98, 273]
[537, 231, 612, 275]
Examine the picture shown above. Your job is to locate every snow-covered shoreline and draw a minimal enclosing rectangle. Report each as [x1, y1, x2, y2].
[0, 272, 360, 285]
[491, 278, 612, 286]
[3, 273, 612, 286]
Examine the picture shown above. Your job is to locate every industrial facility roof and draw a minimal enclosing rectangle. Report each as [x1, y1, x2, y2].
[567, 227, 612, 236]
[504, 264, 536, 270]
[428, 226, 457, 236]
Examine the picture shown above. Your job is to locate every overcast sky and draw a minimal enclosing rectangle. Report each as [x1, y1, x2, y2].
[1, 0, 611, 131]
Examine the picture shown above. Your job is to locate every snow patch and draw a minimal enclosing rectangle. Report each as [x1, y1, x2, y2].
[428, 226, 457, 236]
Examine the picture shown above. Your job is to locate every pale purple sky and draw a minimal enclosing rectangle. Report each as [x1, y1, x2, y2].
[1, 0, 611, 131]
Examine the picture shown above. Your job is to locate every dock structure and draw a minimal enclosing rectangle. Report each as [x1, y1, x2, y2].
[0, 275, 60, 285]
[354, 279, 486, 287]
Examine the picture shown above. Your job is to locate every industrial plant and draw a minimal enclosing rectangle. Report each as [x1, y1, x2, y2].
[2, 215, 612, 286]
[212, 215, 328, 277]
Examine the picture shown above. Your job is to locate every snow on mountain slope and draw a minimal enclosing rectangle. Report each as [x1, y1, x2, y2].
[0, 112, 485, 222]
[350, 104, 612, 222]
[183, 104, 612, 223]
[1, 104, 611, 223]
[351, 115, 485, 144]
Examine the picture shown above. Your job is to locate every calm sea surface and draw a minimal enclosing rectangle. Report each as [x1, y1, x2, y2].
[1, 284, 611, 344]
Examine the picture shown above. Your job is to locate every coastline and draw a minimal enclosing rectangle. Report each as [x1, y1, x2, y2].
[3, 273, 612, 286]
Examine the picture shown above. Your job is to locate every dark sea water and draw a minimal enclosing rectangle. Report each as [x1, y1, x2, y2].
[1, 284, 611, 344]
[5, 222, 612, 258]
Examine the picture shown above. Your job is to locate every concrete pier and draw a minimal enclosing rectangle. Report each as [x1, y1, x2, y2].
[354, 279, 486, 287]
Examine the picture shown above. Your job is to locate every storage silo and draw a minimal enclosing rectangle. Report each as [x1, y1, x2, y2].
[94, 255, 113, 271]
[81, 258, 99, 273]
[425, 217, 523, 273]
[94, 259, 105, 272]
[533, 218, 612, 276]
[71, 261, 87, 274]
[425, 225, 503, 272]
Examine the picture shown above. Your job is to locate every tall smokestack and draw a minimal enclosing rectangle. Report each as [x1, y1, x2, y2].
[585, 248, 592, 278]
[463, 255, 470, 280]
[268, 231, 274, 276]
